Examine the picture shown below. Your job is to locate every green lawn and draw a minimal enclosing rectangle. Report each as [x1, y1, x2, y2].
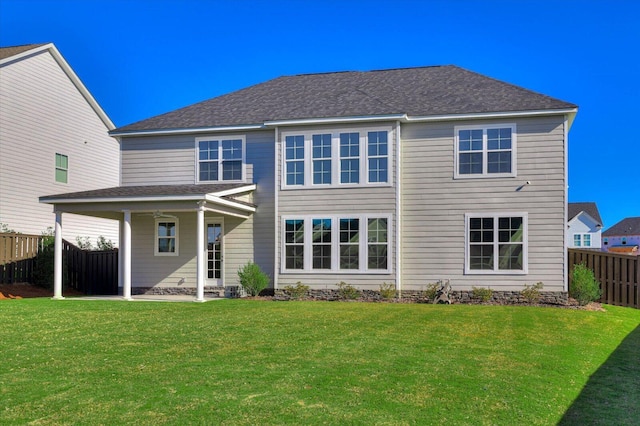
[1, 299, 638, 425]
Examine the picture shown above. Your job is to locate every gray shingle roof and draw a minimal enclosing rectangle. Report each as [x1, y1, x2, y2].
[114, 65, 576, 133]
[40, 183, 252, 202]
[603, 217, 640, 237]
[0, 43, 47, 60]
[568, 202, 603, 226]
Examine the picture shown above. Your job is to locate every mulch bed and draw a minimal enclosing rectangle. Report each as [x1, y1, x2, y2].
[0, 283, 83, 299]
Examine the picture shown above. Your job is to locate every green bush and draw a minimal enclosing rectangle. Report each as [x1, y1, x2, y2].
[521, 282, 544, 304]
[570, 263, 602, 306]
[32, 227, 57, 289]
[337, 281, 360, 300]
[283, 282, 309, 300]
[379, 282, 396, 300]
[472, 286, 493, 302]
[96, 236, 115, 250]
[237, 262, 270, 296]
[422, 282, 440, 301]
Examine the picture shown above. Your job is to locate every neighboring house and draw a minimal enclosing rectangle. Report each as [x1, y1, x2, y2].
[0, 43, 119, 244]
[40, 65, 577, 300]
[602, 217, 640, 255]
[567, 202, 603, 249]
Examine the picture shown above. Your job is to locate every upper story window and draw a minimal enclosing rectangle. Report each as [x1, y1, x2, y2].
[455, 124, 516, 179]
[55, 153, 68, 183]
[465, 213, 528, 274]
[196, 136, 245, 183]
[281, 127, 391, 189]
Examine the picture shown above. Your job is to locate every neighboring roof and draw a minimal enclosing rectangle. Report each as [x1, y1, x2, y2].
[40, 183, 255, 204]
[113, 65, 577, 134]
[568, 202, 603, 226]
[0, 42, 115, 130]
[608, 245, 639, 254]
[603, 217, 640, 237]
[0, 43, 47, 60]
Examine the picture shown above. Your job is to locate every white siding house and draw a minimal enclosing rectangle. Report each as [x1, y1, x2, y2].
[40, 65, 577, 300]
[0, 43, 119, 244]
[567, 202, 603, 249]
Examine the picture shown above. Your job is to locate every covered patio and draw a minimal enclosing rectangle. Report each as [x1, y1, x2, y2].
[40, 183, 257, 302]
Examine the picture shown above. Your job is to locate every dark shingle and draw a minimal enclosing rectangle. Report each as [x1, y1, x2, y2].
[40, 183, 251, 201]
[568, 202, 603, 226]
[0, 43, 47, 60]
[113, 65, 577, 133]
[603, 217, 640, 237]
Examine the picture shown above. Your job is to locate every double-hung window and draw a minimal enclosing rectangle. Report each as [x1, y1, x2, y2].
[197, 136, 245, 182]
[282, 128, 390, 188]
[55, 153, 68, 183]
[285, 135, 305, 186]
[465, 213, 527, 274]
[573, 234, 592, 247]
[282, 215, 391, 273]
[155, 219, 178, 256]
[340, 133, 360, 184]
[455, 124, 516, 178]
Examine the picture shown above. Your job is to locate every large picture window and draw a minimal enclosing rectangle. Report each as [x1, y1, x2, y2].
[197, 136, 245, 182]
[465, 213, 527, 274]
[282, 215, 391, 273]
[455, 124, 516, 178]
[155, 219, 179, 256]
[281, 128, 391, 189]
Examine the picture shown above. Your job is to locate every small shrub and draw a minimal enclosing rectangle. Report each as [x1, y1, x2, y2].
[96, 236, 115, 250]
[472, 286, 493, 302]
[32, 227, 57, 289]
[422, 282, 440, 301]
[0, 222, 15, 233]
[570, 263, 602, 306]
[283, 282, 309, 300]
[75, 236, 93, 250]
[237, 262, 270, 296]
[521, 282, 544, 304]
[379, 282, 396, 300]
[337, 281, 360, 300]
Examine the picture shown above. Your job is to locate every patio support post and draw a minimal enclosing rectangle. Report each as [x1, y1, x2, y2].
[123, 210, 132, 300]
[196, 203, 205, 302]
[52, 211, 64, 300]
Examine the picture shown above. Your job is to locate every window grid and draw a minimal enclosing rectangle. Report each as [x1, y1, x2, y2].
[285, 135, 305, 186]
[155, 220, 178, 256]
[339, 218, 360, 269]
[367, 218, 388, 269]
[284, 219, 304, 269]
[367, 131, 388, 183]
[197, 138, 244, 182]
[312, 134, 332, 185]
[456, 125, 516, 178]
[340, 133, 360, 184]
[466, 214, 527, 274]
[312, 219, 332, 269]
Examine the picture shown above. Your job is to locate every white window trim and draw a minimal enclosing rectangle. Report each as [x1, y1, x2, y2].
[155, 218, 179, 256]
[464, 212, 528, 275]
[195, 135, 246, 184]
[280, 126, 392, 190]
[55, 153, 69, 184]
[454, 123, 517, 179]
[281, 214, 392, 274]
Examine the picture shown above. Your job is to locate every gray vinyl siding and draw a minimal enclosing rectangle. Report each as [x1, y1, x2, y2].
[276, 123, 398, 289]
[0, 48, 120, 243]
[400, 116, 566, 291]
[121, 130, 275, 289]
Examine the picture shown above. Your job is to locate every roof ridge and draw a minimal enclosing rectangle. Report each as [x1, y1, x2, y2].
[290, 65, 450, 78]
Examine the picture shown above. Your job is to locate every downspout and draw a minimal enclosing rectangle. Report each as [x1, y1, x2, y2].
[395, 121, 402, 297]
[563, 115, 569, 293]
[273, 126, 279, 290]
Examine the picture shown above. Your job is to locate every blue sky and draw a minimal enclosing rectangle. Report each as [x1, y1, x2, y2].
[1, 0, 638, 228]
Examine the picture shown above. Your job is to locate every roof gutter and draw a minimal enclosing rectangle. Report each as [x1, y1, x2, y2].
[110, 124, 266, 137]
[264, 114, 408, 127]
[406, 108, 578, 129]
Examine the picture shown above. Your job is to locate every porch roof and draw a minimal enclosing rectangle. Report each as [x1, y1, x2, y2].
[40, 183, 255, 206]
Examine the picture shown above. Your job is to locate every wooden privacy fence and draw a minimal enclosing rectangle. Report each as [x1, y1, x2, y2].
[568, 248, 639, 309]
[0, 233, 42, 284]
[63, 240, 119, 295]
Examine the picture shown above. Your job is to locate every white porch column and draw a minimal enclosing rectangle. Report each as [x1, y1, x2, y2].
[52, 211, 64, 300]
[196, 203, 205, 302]
[122, 210, 132, 300]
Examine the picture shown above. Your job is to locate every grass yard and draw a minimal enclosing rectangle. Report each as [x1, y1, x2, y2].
[1, 299, 639, 425]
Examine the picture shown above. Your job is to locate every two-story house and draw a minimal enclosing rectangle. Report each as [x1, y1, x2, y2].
[567, 202, 603, 249]
[41, 66, 577, 300]
[1, 43, 119, 244]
